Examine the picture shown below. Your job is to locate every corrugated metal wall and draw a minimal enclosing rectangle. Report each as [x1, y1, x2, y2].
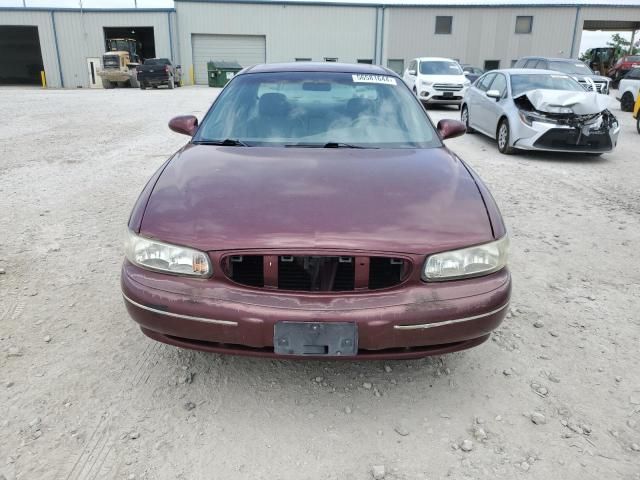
[384, 7, 578, 70]
[53, 10, 175, 88]
[0, 9, 176, 88]
[0, 10, 61, 87]
[175, 2, 378, 84]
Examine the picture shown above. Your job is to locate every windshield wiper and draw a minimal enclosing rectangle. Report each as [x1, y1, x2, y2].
[285, 142, 373, 149]
[193, 139, 250, 147]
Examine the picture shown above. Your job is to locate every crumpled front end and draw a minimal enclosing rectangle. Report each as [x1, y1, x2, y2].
[511, 89, 620, 153]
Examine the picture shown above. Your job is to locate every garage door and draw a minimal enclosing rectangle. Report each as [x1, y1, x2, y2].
[191, 34, 266, 85]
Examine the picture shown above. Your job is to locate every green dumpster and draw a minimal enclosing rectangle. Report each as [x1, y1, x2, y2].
[207, 60, 243, 87]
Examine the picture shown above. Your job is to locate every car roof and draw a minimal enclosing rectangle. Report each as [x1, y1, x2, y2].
[519, 56, 585, 63]
[242, 62, 395, 75]
[490, 68, 574, 75]
[414, 57, 458, 62]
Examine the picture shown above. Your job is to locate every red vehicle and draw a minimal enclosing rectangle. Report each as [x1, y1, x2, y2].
[121, 63, 511, 359]
[608, 55, 640, 88]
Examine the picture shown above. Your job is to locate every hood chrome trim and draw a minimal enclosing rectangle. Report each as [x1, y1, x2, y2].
[394, 302, 509, 330]
[123, 294, 238, 326]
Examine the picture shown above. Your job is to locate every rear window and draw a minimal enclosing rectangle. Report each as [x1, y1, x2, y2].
[548, 61, 593, 75]
[510, 73, 585, 97]
[195, 71, 440, 149]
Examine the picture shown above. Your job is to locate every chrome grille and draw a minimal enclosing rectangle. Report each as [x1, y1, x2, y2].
[578, 80, 607, 93]
[433, 83, 463, 92]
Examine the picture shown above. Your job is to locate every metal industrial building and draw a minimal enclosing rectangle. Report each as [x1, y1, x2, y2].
[1, 0, 639, 88]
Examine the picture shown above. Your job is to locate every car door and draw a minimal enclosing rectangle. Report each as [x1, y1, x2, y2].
[468, 72, 496, 134]
[480, 73, 509, 135]
[403, 59, 418, 90]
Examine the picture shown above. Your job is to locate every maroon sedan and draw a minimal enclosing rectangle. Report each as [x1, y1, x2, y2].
[122, 62, 510, 359]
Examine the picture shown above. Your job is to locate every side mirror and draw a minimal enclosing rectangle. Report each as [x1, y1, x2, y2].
[408, 69, 417, 76]
[437, 119, 466, 140]
[169, 115, 198, 136]
[486, 89, 501, 100]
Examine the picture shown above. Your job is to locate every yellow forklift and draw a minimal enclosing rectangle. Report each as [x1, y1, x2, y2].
[634, 90, 640, 134]
[98, 38, 141, 89]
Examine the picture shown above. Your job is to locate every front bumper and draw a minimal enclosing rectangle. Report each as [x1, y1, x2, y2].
[121, 261, 511, 359]
[512, 116, 620, 153]
[418, 85, 469, 105]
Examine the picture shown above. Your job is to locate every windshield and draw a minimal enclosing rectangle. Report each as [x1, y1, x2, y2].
[419, 61, 463, 75]
[510, 73, 585, 97]
[194, 71, 440, 148]
[548, 61, 593, 75]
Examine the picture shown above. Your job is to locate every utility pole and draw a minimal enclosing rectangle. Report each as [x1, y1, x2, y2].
[630, 29, 637, 54]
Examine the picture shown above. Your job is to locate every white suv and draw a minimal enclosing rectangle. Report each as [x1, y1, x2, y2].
[618, 68, 640, 112]
[403, 57, 471, 109]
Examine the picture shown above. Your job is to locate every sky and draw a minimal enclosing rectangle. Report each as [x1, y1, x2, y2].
[0, 0, 634, 55]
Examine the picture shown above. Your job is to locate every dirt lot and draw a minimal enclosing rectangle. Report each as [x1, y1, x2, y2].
[1, 85, 639, 480]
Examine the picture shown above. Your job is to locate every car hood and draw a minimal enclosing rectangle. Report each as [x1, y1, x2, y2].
[515, 89, 613, 115]
[139, 145, 494, 254]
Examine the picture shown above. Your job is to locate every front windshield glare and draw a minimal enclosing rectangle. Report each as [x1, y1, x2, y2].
[548, 61, 592, 75]
[510, 74, 585, 97]
[194, 72, 439, 148]
[420, 61, 463, 75]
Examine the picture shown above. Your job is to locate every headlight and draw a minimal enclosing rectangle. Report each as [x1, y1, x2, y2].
[124, 229, 211, 277]
[423, 235, 509, 281]
[518, 110, 557, 126]
[421, 80, 434, 87]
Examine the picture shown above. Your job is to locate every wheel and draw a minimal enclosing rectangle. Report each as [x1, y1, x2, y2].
[129, 76, 139, 88]
[460, 105, 475, 133]
[139, 83, 146, 90]
[101, 79, 114, 89]
[168, 77, 175, 89]
[497, 118, 514, 154]
[621, 92, 634, 112]
[456, 104, 461, 111]
[637, 115, 640, 134]
[152, 85, 158, 89]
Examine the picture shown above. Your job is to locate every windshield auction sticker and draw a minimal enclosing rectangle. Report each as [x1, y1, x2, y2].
[352, 74, 397, 85]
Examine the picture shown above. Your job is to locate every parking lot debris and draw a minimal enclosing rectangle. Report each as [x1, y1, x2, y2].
[371, 465, 386, 479]
[183, 402, 196, 411]
[530, 412, 546, 425]
[473, 426, 487, 442]
[631, 443, 640, 452]
[384, 365, 392, 373]
[129, 431, 140, 440]
[393, 422, 410, 437]
[6, 347, 22, 358]
[533, 320, 545, 328]
[0, 268, 5, 274]
[314, 376, 323, 383]
[43, 336, 51, 343]
[344, 406, 352, 414]
[460, 439, 473, 452]
[362, 382, 373, 390]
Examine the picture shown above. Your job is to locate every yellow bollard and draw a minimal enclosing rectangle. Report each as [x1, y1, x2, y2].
[40, 70, 47, 88]
[190, 65, 194, 86]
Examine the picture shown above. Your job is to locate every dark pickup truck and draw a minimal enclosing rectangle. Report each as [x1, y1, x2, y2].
[137, 58, 182, 89]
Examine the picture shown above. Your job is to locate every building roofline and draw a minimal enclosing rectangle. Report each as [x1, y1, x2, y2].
[0, 7, 175, 13]
[174, 0, 640, 8]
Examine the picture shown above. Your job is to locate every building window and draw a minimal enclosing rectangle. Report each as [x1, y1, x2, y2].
[510, 59, 518, 67]
[484, 60, 500, 70]
[324, 57, 338, 62]
[357, 59, 373, 64]
[435, 16, 453, 34]
[387, 59, 404, 75]
[515, 16, 533, 34]
[295, 58, 311, 62]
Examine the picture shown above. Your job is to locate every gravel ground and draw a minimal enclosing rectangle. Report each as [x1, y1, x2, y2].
[1, 86, 639, 480]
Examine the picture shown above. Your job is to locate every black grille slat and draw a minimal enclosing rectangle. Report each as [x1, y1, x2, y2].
[229, 255, 264, 287]
[278, 259, 312, 291]
[226, 255, 406, 292]
[369, 257, 404, 290]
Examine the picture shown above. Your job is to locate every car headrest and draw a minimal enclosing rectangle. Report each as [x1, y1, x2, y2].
[259, 93, 290, 117]
[346, 97, 375, 118]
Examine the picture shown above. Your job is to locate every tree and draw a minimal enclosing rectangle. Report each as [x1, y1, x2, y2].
[606, 32, 639, 58]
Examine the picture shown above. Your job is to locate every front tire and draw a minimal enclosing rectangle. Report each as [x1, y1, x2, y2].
[621, 92, 634, 112]
[167, 77, 175, 89]
[637, 115, 640, 134]
[497, 118, 514, 155]
[461, 105, 475, 133]
[101, 79, 114, 89]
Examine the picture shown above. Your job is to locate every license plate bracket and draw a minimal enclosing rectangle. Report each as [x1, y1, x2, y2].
[274, 322, 358, 356]
[443, 91, 453, 97]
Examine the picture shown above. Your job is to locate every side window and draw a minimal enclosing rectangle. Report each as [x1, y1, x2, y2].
[628, 68, 640, 79]
[488, 73, 507, 97]
[409, 60, 417, 73]
[524, 59, 539, 68]
[477, 73, 496, 92]
[537, 61, 548, 70]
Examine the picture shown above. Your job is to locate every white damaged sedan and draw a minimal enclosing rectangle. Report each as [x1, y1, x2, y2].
[461, 68, 620, 155]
